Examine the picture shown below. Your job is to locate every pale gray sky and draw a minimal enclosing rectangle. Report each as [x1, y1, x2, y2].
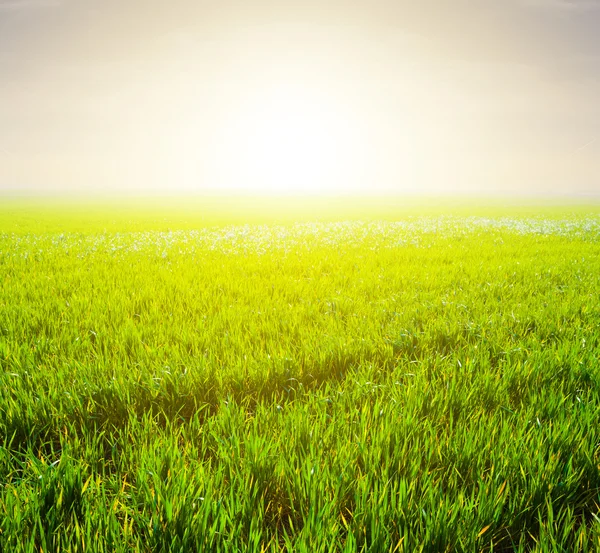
[1, 0, 599, 195]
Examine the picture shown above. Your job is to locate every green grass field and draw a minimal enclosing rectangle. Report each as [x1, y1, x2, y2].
[1, 198, 600, 552]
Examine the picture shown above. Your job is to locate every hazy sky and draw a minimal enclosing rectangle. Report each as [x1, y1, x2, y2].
[1, 0, 599, 195]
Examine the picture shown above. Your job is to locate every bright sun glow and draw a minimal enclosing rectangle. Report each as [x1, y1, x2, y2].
[150, 37, 432, 196]
[211, 81, 370, 195]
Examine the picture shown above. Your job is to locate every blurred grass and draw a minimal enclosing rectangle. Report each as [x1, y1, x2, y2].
[1, 198, 600, 552]
[1, 194, 599, 232]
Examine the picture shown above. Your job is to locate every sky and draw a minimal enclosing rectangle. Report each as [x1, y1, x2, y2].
[0, 0, 599, 196]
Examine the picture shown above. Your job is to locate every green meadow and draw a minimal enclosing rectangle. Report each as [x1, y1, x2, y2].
[1, 198, 600, 552]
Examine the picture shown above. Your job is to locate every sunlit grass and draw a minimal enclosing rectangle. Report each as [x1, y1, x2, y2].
[1, 200, 600, 552]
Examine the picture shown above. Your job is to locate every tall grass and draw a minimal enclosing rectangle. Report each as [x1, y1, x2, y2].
[1, 205, 599, 551]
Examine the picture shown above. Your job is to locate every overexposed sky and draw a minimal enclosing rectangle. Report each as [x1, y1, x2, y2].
[1, 0, 599, 195]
